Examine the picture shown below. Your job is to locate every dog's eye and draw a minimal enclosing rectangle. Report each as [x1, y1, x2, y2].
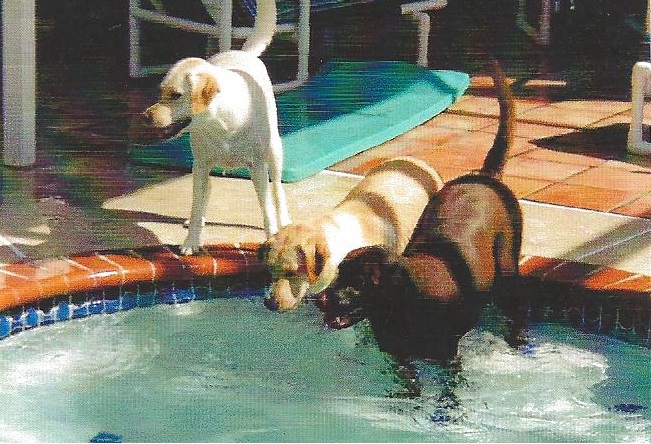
[169, 92, 183, 100]
[342, 287, 361, 300]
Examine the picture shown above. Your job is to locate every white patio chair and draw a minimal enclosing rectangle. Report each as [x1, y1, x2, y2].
[400, 0, 447, 67]
[628, 61, 651, 155]
[627, 0, 651, 155]
[129, 0, 310, 92]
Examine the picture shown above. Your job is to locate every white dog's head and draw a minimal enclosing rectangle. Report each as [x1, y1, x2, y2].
[145, 57, 219, 136]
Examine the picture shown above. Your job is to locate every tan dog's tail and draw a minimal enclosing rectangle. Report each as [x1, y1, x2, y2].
[479, 59, 515, 179]
[241, 0, 277, 57]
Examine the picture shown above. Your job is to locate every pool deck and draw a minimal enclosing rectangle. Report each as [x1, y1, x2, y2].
[3, 72, 651, 306]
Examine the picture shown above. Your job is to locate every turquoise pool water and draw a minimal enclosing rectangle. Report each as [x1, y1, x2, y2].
[0, 291, 649, 442]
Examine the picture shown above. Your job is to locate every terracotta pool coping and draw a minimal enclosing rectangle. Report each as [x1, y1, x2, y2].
[0, 243, 266, 312]
[0, 243, 649, 314]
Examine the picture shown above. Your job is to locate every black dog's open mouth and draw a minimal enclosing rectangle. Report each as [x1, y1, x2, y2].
[159, 118, 191, 139]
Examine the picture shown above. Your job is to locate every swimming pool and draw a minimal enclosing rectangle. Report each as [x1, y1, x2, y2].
[0, 275, 650, 442]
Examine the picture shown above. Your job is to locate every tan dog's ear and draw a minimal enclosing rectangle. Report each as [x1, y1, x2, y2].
[189, 73, 219, 115]
[258, 241, 272, 262]
[300, 236, 328, 285]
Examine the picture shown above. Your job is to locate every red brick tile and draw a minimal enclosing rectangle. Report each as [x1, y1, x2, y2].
[9, 259, 73, 292]
[0, 244, 272, 313]
[0, 277, 20, 312]
[580, 267, 639, 290]
[0, 259, 78, 309]
[428, 165, 471, 182]
[508, 138, 540, 157]
[607, 159, 651, 172]
[178, 252, 219, 277]
[519, 148, 605, 168]
[419, 146, 488, 172]
[612, 192, 651, 218]
[418, 132, 500, 170]
[130, 246, 193, 282]
[98, 253, 156, 285]
[502, 175, 553, 198]
[552, 99, 631, 114]
[480, 120, 574, 141]
[504, 155, 589, 182]
[205, 245, 266, 276]
[542, 260, 602, 283]
[335, 157, 385, 176]
[331, 138, 421, 174]
[519, 104, 615, 128]
[519, 256, 566, 277]
[430, 113, 496, 132]
[458, 96, 544, 119]
[468, 75, 495, 89]
[70, 254, 128, 289]
[603, 274, 651, 292]
[0, 274, 38, 311]
[527, 183, 637, 212]
[565, 164, 651, 191]
[400, 124, 463, 146]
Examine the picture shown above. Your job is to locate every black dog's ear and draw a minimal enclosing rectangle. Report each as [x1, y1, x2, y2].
[344, 245, 394, 264]
[339, 246, 396, 287]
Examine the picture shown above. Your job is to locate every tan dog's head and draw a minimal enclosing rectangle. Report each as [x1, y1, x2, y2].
[144, 57, 219, 136]
[258, 224, 331, 311]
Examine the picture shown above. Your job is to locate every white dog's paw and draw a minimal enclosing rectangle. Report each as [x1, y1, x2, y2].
[180, 244, 198, 256]
[180, 237, 201, 256]
[183, 217, 206, 229]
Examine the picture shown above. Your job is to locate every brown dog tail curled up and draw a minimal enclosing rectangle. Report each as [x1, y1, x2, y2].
[479, 59, 515, 179]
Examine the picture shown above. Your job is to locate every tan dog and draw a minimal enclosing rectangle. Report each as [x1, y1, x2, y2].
[258, 157, 444, 311]
[145, 0, 291, 255]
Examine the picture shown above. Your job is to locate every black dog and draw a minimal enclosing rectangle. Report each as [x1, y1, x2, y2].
[321, 60, 525, 366]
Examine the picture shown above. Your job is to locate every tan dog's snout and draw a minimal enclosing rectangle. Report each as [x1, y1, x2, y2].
[263, 278, 309, 311]
[259, 235, 326, 311]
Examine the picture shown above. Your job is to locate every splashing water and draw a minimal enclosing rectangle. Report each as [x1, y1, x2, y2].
[0, 296, 648, 442]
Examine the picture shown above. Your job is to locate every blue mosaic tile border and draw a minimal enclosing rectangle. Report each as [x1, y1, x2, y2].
[0, 279, 268, 340]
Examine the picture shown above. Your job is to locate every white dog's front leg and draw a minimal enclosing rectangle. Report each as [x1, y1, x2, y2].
[181, 166, 211, 255]
[267, 144, 291, 229]
[250, 165, 277, 237]
[183, 217, 206, 228]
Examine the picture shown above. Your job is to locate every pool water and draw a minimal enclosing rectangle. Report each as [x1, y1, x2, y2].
[0, 293, 649, 442]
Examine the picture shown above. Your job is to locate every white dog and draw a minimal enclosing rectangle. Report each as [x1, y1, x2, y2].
[145, 0, 291, 255]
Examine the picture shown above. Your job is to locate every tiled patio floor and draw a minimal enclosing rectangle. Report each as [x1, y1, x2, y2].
[332, 75, 651, 218]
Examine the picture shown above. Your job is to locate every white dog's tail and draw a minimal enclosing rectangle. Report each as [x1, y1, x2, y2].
[241, 0, 277, 57]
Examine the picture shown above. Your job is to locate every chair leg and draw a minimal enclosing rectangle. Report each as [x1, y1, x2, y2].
[628, 61, 651, 155]
[128, 0, 143, 78]
[401, 0, 447, 68]
[413, 11, 430, 67]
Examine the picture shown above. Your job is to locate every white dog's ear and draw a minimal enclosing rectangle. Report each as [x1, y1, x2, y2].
[189, 72, 219, 115]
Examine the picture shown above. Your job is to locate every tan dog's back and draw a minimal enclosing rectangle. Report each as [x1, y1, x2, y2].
[260, 156, 444, 310]
[336, 157, 444, 253]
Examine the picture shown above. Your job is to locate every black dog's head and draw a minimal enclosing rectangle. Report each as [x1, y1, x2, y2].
[319, 246, 417, 329]
[321, 246, 482, 363]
